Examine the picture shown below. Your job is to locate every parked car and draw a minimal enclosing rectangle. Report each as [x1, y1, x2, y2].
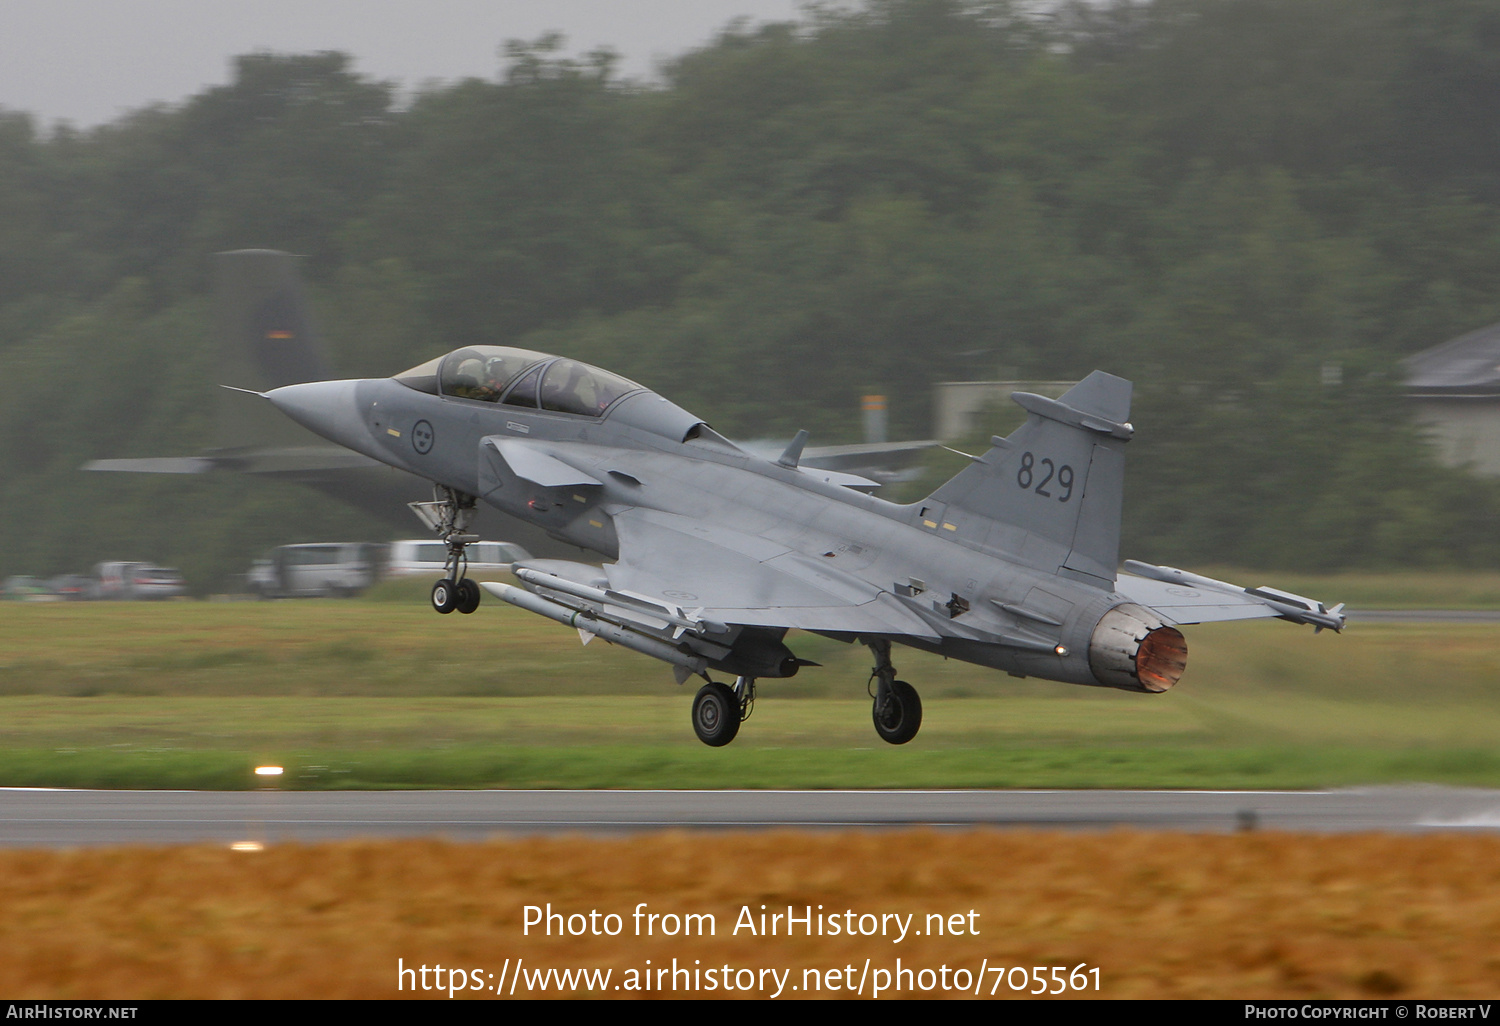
[384, 539, 530, 579]
[248, 542, 383, 598]
[3, 575, 54, 601]
[88, 562, 187, 600]
[46, 574, 92, 601]
[130, 565, 187, 600]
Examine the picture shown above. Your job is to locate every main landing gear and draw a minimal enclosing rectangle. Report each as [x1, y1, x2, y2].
[866, 638, 922, 745]
[688, 644, 924, 748]
[411, 487, 482, 615]
[691, 675, 755, 747]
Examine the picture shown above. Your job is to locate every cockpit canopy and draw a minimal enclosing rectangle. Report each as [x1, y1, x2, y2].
[395, 346, 644, 418]
[394, 345, 742, 453]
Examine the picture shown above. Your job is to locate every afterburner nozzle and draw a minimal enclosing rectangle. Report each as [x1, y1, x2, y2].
[1088, 603, 1188, 693]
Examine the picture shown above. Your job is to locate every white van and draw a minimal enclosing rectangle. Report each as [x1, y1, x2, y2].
[384, 540, 530, 579]
[89, 561, 188, 600]
[248, 542, 383, 598]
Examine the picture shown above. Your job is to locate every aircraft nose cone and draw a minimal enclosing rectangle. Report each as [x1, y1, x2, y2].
[265, 379, 366, 449]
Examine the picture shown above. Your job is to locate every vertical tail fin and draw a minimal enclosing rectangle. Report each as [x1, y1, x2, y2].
[213, 249, 336, 450]
[925, 371, 1132, 587]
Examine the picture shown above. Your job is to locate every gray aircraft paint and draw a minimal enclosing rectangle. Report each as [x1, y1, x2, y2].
[265, 330, 1345, 744]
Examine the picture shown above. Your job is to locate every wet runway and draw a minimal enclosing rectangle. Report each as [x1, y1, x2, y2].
[3, 786, 1500, 847]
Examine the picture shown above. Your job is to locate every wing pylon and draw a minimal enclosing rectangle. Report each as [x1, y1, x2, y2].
[1118, 561, 1346, 632]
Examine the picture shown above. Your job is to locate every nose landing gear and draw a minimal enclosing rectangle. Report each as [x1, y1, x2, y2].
[431, 576, 481, 615]
[410, 486, 483, 615]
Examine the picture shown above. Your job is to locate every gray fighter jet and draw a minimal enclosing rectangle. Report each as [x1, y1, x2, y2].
[263, 348, 1345, 746]
[84, 250, 937, 554]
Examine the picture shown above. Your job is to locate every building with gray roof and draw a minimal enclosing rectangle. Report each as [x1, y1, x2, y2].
[1406, 321, 1500, 476]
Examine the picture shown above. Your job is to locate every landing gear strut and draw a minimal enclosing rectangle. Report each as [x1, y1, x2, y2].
[691, 675, 756, 747]
[410, 486, 482, 615]
[866, 639, 922, 745]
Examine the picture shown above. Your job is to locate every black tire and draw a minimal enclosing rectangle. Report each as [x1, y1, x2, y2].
[692, 682, 741, 747]
[872, 679, 922, 745]
[431, 578, 458, 614]
[455, 578, 481, 614]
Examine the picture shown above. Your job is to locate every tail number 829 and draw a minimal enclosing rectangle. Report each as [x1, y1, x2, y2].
[1016, 452, 1074, 502]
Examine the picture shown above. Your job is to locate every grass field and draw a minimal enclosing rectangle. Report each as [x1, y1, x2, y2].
[1, 588, 1499, 789]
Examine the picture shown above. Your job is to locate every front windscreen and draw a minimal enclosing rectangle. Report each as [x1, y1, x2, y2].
[439, 347, 551, 401]
[394, 356, 442, 394]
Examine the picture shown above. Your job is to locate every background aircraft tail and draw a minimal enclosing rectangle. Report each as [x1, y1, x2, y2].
[923, 371, 1133, 587]
[214, 249, 336, 450]
[87, 248, 586, 555]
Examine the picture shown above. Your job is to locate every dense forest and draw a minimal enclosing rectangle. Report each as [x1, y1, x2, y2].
[4, 0, 1500, 589]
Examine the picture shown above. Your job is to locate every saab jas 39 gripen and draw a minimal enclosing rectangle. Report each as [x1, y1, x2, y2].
[263, 347, 1344, 746]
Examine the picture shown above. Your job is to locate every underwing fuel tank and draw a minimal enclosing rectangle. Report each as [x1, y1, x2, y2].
[1087, 603, 1188, 693]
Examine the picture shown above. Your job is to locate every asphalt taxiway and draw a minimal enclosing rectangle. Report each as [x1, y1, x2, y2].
[3, 787, 1500, 847]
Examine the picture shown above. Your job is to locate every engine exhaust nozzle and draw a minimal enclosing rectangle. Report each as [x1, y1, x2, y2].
[1088, 603, 1188, 693]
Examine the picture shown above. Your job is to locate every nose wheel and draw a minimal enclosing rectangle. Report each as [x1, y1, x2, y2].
[412, 487, 483, 615]
[432, 577, 481, 615]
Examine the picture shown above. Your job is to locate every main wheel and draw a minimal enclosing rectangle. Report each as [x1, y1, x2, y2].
[692, 682, 741, 747]
[431, 578, 458, 614]
[455, 578, 481, 614]
[872, 680, 922, 745]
